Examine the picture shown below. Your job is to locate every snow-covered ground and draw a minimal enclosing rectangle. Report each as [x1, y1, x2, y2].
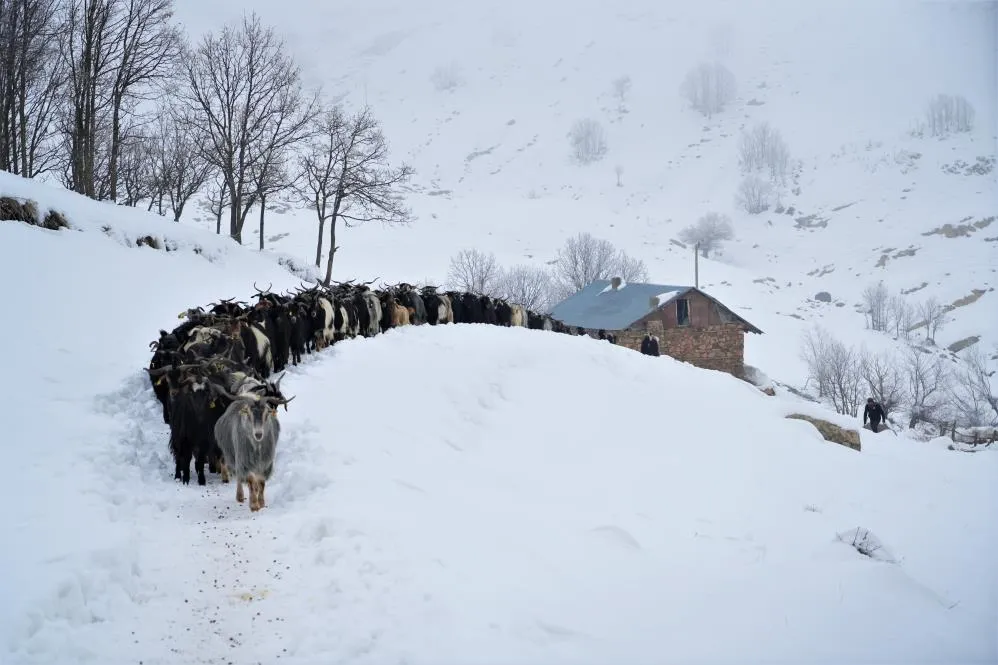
[163, 0, 997, 388]
[1, 173, 996, 663]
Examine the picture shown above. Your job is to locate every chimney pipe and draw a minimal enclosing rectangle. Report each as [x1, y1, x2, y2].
[694, 243, 699, 289]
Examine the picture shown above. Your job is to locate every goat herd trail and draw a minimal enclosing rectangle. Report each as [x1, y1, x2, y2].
[91, 361, 404, 665]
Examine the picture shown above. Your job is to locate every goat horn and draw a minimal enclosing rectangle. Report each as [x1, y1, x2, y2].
[265, 394, 296, 411]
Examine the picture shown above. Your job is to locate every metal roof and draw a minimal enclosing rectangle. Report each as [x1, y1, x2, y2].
[549, 280, 692, 330]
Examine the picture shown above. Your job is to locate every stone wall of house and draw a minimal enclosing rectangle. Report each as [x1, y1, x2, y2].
[610, 321, 745, 378]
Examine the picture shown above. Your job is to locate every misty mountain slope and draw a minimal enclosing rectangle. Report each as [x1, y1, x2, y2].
[173, 0, 997, 385]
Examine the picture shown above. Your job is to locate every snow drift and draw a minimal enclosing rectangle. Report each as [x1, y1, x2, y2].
[1, 173, 995, 664]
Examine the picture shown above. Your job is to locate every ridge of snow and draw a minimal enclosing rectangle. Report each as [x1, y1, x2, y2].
[2, 173, 996, 664]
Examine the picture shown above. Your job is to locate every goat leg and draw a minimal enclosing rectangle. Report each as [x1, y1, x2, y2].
[236, 480, 245, 503]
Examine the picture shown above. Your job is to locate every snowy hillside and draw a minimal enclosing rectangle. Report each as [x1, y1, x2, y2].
[169, 0, 997, 387]
[1, 174, 996, 663]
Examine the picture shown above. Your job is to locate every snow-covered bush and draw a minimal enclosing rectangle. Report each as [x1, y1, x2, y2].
[678, 212, 734, 258]
[568, 118, 608, 164]
[738, 121, 791, 184]
[925, 93, 974, 136]
[680, 61, 736, 118]
[735, 175, 773, 214]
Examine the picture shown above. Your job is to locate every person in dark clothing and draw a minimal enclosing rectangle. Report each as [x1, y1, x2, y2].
[863, 397, 886, 433]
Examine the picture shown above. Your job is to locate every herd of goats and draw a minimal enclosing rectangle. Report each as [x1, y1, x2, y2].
[146, 280, 574, 511]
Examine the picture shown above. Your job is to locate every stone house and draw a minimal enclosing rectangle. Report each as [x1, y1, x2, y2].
[549, 277, 763, 378]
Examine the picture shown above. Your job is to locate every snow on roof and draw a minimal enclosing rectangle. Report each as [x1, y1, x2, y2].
[549, 280, 692, 330]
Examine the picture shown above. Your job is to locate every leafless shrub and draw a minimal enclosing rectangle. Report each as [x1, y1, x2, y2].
[917, 297, 947, 342]
[949, 345, 998, 427]
[738, 121, 791, 184]
[568, 118, 608, 164]
[736, 175, 772, 214]
[447, 248, 502, 295]
[553, 232, 648, 295]
[678, 212, 734, 258]
[925, 93, 975, 136]
[860, 349, 906, 419]
[498, 265, 555, 312]
[680, 61, 735, 118]
[800, 326, 863, 415]
[904, 346, 950, 428]
[862, 281, 890, 332]
[889, 294, 916, 340]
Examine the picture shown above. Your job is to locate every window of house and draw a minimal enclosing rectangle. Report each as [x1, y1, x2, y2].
[676, 298, 690, 326]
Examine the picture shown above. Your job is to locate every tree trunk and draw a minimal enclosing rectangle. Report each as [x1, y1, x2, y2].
[108, 94, 122, 201]
[258, 194, 266, 250]
[314, 216, 325, 268]
[215, 209, 222, 234]
[322, 218, 337, 286]
[228, 182, 241, 243]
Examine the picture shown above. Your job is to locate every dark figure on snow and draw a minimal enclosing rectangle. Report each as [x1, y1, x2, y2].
[598, 329, 616, 343]
[864, 398, 886, 433]
[640, 333, 660, 357]
[576, 326, 586, 336]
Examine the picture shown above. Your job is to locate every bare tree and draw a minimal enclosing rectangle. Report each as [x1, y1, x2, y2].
[736, 174, 772, 214]
[568, 118, 607, 164]
[801, 326, 832, 399]
[0, 0, 64, 177]
[104, 0, 181, 202]
[553, 231, 648, 295]
[917, 297, 947, 342]
[181, 11, 318, 244]
[904, 347, 950, 428]
[889, 293, 916, 340]
[250, 145, 295, 250]
[59, 0, 115, 198]
[861, 281, 890, 332]
[949, 345, 998, 427]
[860, 349, 906, 419]
[678, 212, 733, 258]
[116, 132, 155, 206]
[680, 61, 735, 118]
[161, 109, 213, 222]
[498, 264, 555, 312]
[295, 107, 344, 267]
[59, 0, 181, 200]
[447, 248, 501, 295]
[925, 93, 975, 136]
[738, 121, 790, 184]
[800, 326, 863, 415]
[291, 104, 412, 285]
[203, 170, 229, 234]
